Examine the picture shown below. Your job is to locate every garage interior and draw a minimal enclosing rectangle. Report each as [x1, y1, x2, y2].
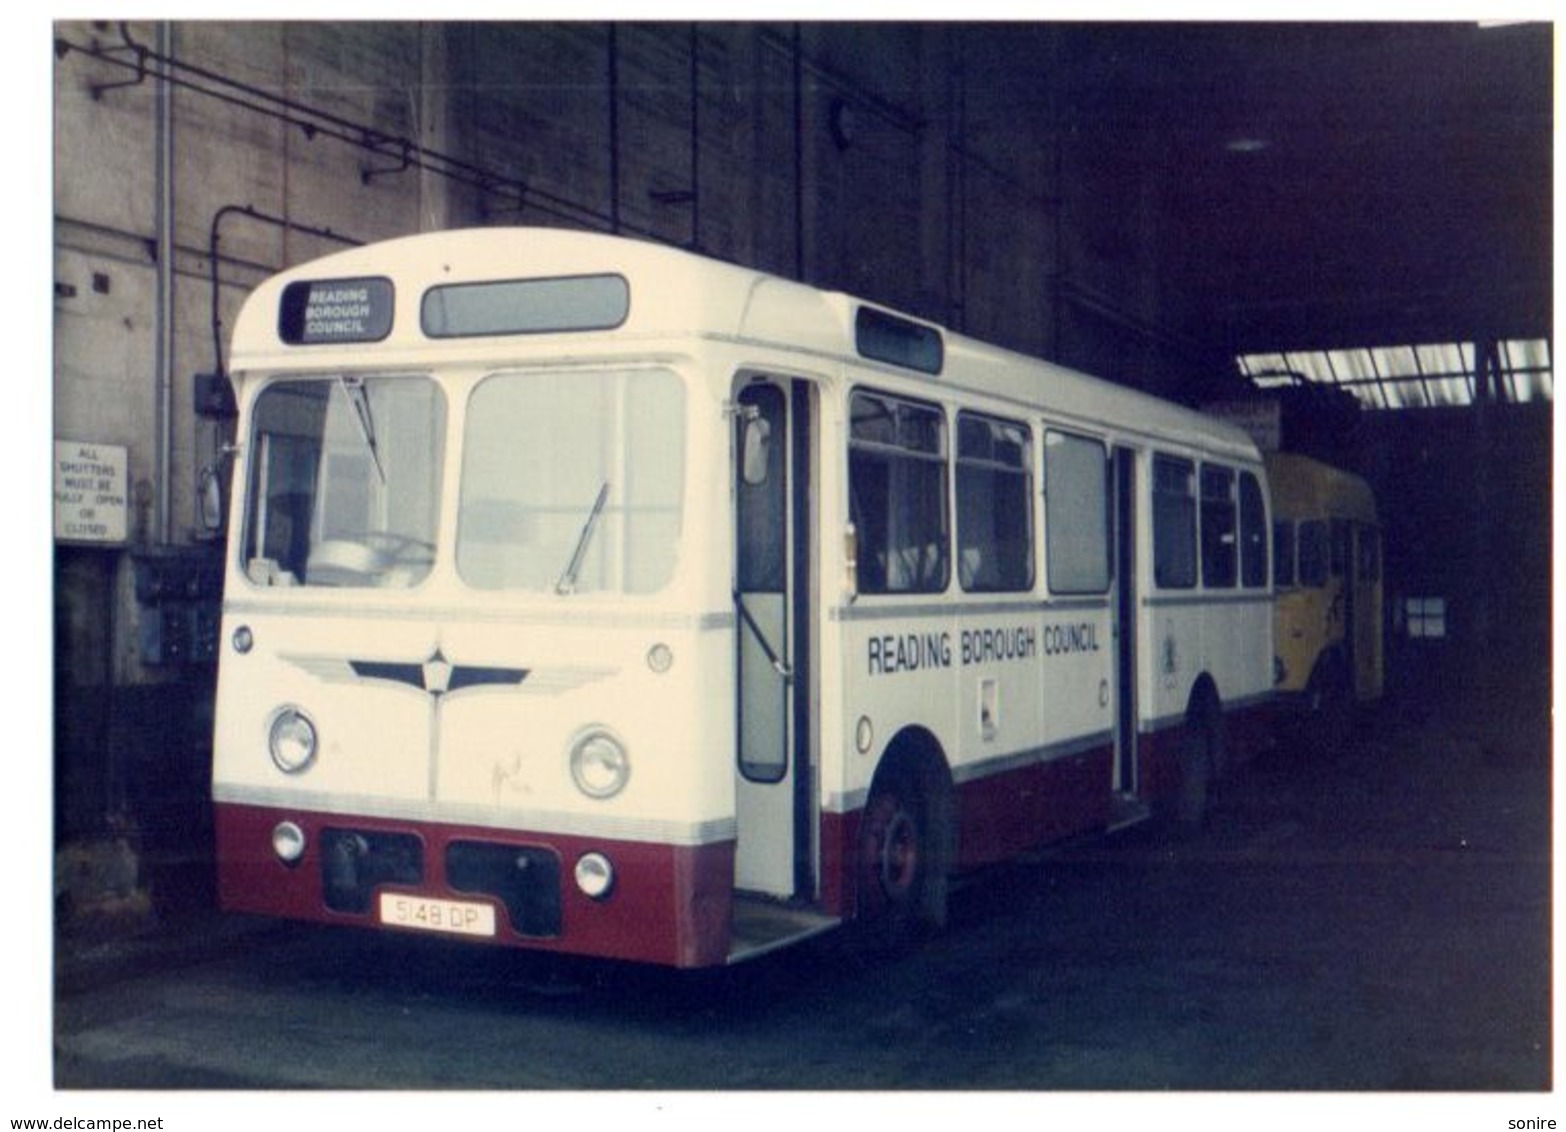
[49, 20, 1552, 1092]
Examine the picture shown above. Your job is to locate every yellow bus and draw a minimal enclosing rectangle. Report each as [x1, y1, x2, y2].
[1267, 451, 1383, 734]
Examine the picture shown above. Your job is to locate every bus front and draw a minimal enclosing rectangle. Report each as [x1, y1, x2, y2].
[211, 244, 736, 968]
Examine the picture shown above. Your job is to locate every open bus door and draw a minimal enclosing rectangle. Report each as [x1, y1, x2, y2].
[732, 378, 816, 901]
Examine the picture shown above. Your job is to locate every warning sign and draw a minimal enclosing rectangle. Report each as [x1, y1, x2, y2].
[54, 440, 128, 544]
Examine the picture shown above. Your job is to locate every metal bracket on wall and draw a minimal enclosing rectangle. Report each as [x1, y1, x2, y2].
[360, 136, 414, 185]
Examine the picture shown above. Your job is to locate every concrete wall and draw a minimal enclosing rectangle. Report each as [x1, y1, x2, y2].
[51, 20, 1217, 857]
[1361, 401, 1553, 712]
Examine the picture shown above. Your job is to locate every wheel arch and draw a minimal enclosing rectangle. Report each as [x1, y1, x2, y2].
[1186, 671, 1227, 779]
[865, 724, 956, 928]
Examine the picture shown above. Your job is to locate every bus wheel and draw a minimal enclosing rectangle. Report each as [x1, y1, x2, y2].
[857, 768, 932, 948]
[1306, 658, 1353, 754]
[1167, 701, 1219, 836]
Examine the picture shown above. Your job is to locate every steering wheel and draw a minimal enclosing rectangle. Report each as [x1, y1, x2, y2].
[305, 532, 435, 586]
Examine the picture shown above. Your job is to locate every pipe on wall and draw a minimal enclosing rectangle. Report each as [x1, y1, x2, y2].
[792, 24, 804, 281]
[688, 23, 700, 249]
[207, 204, 361, 380]
[153, 20, 174, 546]
[607, 24, 620, 234]
[60, 23, 627, 238]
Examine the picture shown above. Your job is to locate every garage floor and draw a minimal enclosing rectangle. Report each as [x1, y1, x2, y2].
[50, 685, 1551, 1097]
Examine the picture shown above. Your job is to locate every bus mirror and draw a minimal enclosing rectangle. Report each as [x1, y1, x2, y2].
[197, 464, 224, 534]
[741, 417, 772, 486]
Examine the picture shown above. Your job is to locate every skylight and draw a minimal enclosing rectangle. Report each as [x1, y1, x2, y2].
[1236, 340, 1552, 411]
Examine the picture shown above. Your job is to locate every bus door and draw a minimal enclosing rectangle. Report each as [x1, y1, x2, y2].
[733, 378, 814, 900]
[1352, 524, 1383, 700]
[1332, 519, 1355, 693]
[1112, 446, 1139, 797]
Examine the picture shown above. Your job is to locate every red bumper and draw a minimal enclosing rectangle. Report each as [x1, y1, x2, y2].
[214, 802, 735, 968]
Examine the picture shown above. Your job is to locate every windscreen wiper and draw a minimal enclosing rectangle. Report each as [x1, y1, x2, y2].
[339, 375, 387, 484]
[556, 481, 610, 595]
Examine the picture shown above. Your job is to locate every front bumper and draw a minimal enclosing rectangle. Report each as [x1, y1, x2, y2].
[214, 802, 736, 968]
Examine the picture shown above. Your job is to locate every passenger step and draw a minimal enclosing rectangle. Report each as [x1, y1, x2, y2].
[728, 895, 840, 964]
[1107, 793, 1152, 832]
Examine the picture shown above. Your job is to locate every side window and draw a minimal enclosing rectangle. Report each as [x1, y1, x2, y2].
[1152, 455, 1196, 589]
[1273, 520, 1297, 587]
[1298, 520, 1329, 587]
[1200, 464, 1237, 588]
[735, 384, 786, 593]
[957, 412, 1034, 593]
[1044, 430, 1109, 594]
[1359, 526, 1382, 583]
[1330, 518, 1351, 577]
[1239, 470, 1269, 588]
[849, 390, 949, 595]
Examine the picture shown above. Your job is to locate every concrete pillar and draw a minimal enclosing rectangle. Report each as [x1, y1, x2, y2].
[919, 24, 955, 329]
[417, 23, 457, 231]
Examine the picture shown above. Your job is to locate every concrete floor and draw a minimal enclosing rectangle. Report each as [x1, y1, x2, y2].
[43, 692, 1553, 1120]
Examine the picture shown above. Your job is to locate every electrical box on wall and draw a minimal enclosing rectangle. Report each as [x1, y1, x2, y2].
[193, 372, 236, 419]
[132, 546, 224, 667]
[138, 605, 191, 666]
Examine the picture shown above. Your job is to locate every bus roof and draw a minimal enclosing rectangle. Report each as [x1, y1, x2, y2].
[1264, 451, 1378, 523]
[229, 226, 1258, 461]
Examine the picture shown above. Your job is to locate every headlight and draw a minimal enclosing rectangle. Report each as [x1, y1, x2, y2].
[569, 727, 630, 799]
[271, 820, 307, 864]
[268, 706, 318, 774]
[574, 852, 615, 899]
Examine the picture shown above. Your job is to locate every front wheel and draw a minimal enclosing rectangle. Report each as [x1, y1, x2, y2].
[1305, 657, 1354, 755]
[855, 768, 938, 950]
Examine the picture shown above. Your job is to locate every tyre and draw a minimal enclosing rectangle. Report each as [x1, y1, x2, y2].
[1305, 655, 1353, 755]
[1162, 695, 1221, 837]
[855, 764, 939, 950]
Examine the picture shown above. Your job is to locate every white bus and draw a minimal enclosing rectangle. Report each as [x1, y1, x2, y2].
[212, 227, 1274, 968]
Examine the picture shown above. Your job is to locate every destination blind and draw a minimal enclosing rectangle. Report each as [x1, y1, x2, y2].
[279, 276, 394, 345]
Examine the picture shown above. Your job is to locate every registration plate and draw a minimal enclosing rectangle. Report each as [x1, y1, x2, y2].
[378, 893, 496, 938]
